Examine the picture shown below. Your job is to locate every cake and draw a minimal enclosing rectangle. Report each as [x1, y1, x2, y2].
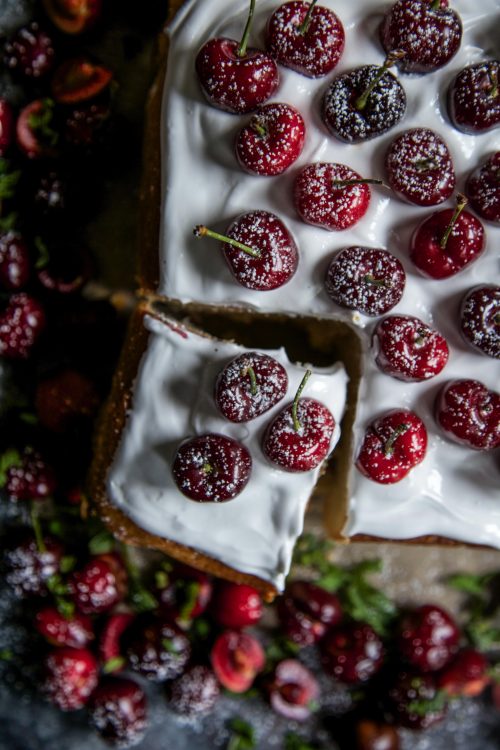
[91, 0, 500, 596]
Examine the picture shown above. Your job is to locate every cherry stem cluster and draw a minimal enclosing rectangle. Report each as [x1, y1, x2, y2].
[292, 369, 312, 432]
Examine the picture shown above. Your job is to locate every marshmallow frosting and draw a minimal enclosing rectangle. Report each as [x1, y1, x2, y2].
[154, 0, 500, 549]
[107, 316, 348, 589]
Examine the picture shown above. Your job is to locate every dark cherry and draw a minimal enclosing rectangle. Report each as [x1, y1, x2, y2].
[385, 128, 455, 206]
[435, 379, 500, 451]
[3, 22, 55, 79]
[211, 629, 265, 693]
[294, 163, 376, 231]
[268, 659, 320, 721]
[356, 409, 428, 484]
[387, 671, 447, 730]
[99, 612, 135, 673]
[397, 604, 460, 673]
[42, 0, 103, 35]
[51, 58, 113, 104]
[35, 607, 94, 649]
[2, 445, 57, 501]
[266, 0, 345, 78]
[69, 553, 127, 615]
[37, 245, 93, 294]
[168, 665, 220, 716]
[460, 285, 500, 359]
[172, 433, 252, 502]
[210, 581, 263, 629]
[322, 55, 406, 143]
[0, 232, 31, 291]
[35, 369, 100, 433]
[379, 0, 462, 74]
[322, 622, 384, 684]
[355, 720, 400, 750]
[325, 247, 405, 316]
[155, 563, 213, 627]
[277, 579, 342, 647]
[466, 152, 500, 224]
[4, 534, 63, 598]
[89, 677, 147, 746]
[124, 614, 191, 682]
[43, 647, 99, 711]
[235, 102, 306, 176]
[410, 194, 485, 279]
[448, 61, 500, 134]
[64, 102, 111, 149]
[0, 293, 45, 359]
[215, 351, 288, 422]
[437, 647, 490, 697]
[0, 99, 14, 156]
[373, 315, 449, 381]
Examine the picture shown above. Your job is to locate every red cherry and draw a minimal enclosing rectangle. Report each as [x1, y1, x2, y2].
[460, 285, 500, 359]
[385, 128, 455, 206]
[195, 0, 279, 114]
[235, 103, 305, 176]
[277, 580, 342, 647]
[387, 671, 447, 730]
[211, 629, 265, 693]
[168, 665, 220, 716]
[211, 581, 263, 629]
[215, 352, 288, 423]
[194, 211, 298, 291]
[266, 1, 345, 78]
[0, 293, 45, 359]
[89, 677, 147, 747]
[3, 22, 55, 79]
[16, 99, 59, 159]
[51, 58, 113, 104]
[322, 622, 384, 684]
[42, 0, 103, 35]
[262, 370, 335, 472]
[125, 615, 191, 682]
[437, 648, 490, 697]
[0, 98, 15, 156]
[0, 232, 31, 291]
[268, 659, 320, 721]
[325, 247, 405, 316]
[448, 61, 500, 134]
[155, 564, 213, 626]
[379, 0, 462, 74]
[69, 553, 128, 614]
[356, 409, 428, 484]
[294, 163, 376, 231]
[435, 379, 500, 451]
[410, 193, 485, 279]
[99, 613, 135, 673]
[43, 647, 99, 711]
[35, 607, 94, 649]
[397, 604, 460, 673]
[466, 152, 500, 225]
[373, 315, 449, 381]
[2, 445, 56, 501]
[172, 433, 252, 502]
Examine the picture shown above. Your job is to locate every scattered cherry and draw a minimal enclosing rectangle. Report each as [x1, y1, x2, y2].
[16, 99, 59, 159]
[0, 231, 31, 291]
[3, 22, 55, 79]
[0, 99, 14, 156]
[397, 604, 459, 673]
[42, 0, 103, 35]
[1, 445, 56, 501]
[322, 622, 384, 684]
[356, 409, 428, 484]
[69, 552, 127, 614]
[448, 61, 500, 134]
[124, 614, 191, 682]
[35, 368, 100, 433]
[195, 0, 279, 114]
[99, 612, 135, 673]
[4, 534, 63, 598]
[155, 564, 213, 626]
[266, 0, 345, 78]
[235, 102, 305, 176]
[466, 152, 500, 225]
[387, 671, 447, 730]
[51, 58, 113, 104]
[435, 379, 500, 451]
[215, 352, 288, 423]
[211, 629, 265, 693]
[379, 0, 462, 74]
[89, 677, 147, 746]
[211, 581, 263, 629]
[167, 665, 220, 716]
[0, 293, 45, 359]
[410, 193, 485, 279]
[194, 211, 299, 291]
[268, 659, 320, 721]
[385, 128, 455, 206]
[325, 247, 405, 316]
[35, 607, 94, 649]
[43, 647, 99, 711]
[373, 315, 449, 381]
[437, 647, 490, 697]
[263, 369, 335, 472]
[277, 580, 342, 647]
[460, 285, 500, 359]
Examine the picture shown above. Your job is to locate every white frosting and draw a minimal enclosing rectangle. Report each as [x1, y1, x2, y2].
[107, 316, 348, 589]
[157, 0, 500, 549]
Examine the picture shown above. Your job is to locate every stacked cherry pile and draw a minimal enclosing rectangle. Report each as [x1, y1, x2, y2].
[192, 0, 500, 487]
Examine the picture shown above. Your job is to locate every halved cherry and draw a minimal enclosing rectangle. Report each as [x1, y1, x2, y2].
[211, 630, 265, 693]
[42, 0, 102, 35]
[51, 58, 113, 105]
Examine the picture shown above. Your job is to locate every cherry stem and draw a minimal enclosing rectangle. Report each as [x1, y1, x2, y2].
[332, 178, 386, 189]
[488, 67, 498, 98]
[194, 225, 261, 258]
[202, 462, 213, 476]
[415, 158, 438, 172]
[292, 369, 312, 432]
[414, 329, 429, 347]
[241, 366, 258, 396]
[440, 193, 468, 250]
[363, 274, 392, 288]
[299, 0, 318, 34]
[30, 504, 47, 553]
[384, 423, 410, 457]
[430, 0, 441, 10]
[237, 0, 256, 58]
[355, 50, 405, 111]
[250, 116, 267, 138]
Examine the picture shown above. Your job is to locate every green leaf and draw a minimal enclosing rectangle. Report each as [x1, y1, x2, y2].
[129, 584, 157, 613]
[0, 212, 18, 232]
[103, 656, 125, 674]
[0, 449, 22, 486]
[407, 689, 448, 717]
[155, 570, 169, 589]
[226, 718, 255, 750]
[34, 236, 51, 270]
[178, 580, 200, 623]
[28, 98, 59, 147]
[0, 160, 21, 200]
[0, 648, 14, 661]
[59, 555, 77, 574]
[265, 637, 299, 664]
[19, 412, 38, 425]
[447, 573, 489, 596]
[191, 617, 210, 640]
[284, 733, 319, 750]
[467, 620, 500, 651]
[48, 519, 65, 538]
[89, 529, 115, 555]
[56, 597, 75, 619]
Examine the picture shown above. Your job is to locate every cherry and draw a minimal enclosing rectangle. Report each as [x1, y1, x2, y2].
[36, 243, 93, 294]
[35, 369, 100, 433]
[16, 99, 59, 159]
[194, 211, 298, 291]
[397, 604, 459, 673]
[385, 128, 455, 206]
[172, 433, 252, 502]
[322, 622, 384, 684]
[195, 0, 279, 114]
[379, 0, 462, 74]
[277, 580, 342, 647]
[211, 629, 265, 693]
[235, 103, 305, 176]
[64, 102, 111, 150]
[262, 369, 335, 472]
[268, 659, 320, 721]
[51, 58, 113, 104]
[266, 0, 345, 78]
[437, 648, 490, 697]
[387, 671, 447, 730]
[155, 564, 213, 627]
[4, 534, 63, 598]
[167, 665, 220, 716]
[460, 285, 500, 359]
[435, 379, 500, 451]
[99, 612, 135, 673]
[42, 0, 103, 35]
[0, 293, 45, 359]
[294, 163, 379, 231]
[410, 193, 485, 279]
[356, 409, 428, 484]
[89, 677, 147, 746]
[124, 614, 191, 682]
[325, 247, 405, 316]
[354, 720, 400, 750]
[69, 553, 127, 614]
[35, 607, 94, 649]
[448, 61, 500, 134]
[43, 647, 99, 711]
[3, 22, 55, 79]
[373, 315, 449, 381]
[0, 232, 31, 291]
[215, 351, 288, 422]
[211, 581, 263, 629]
[1, 445, 56, 501]
[322, 53, 406, 143]
[0, 99, 14, 156]
[466, 152, 500, 225]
